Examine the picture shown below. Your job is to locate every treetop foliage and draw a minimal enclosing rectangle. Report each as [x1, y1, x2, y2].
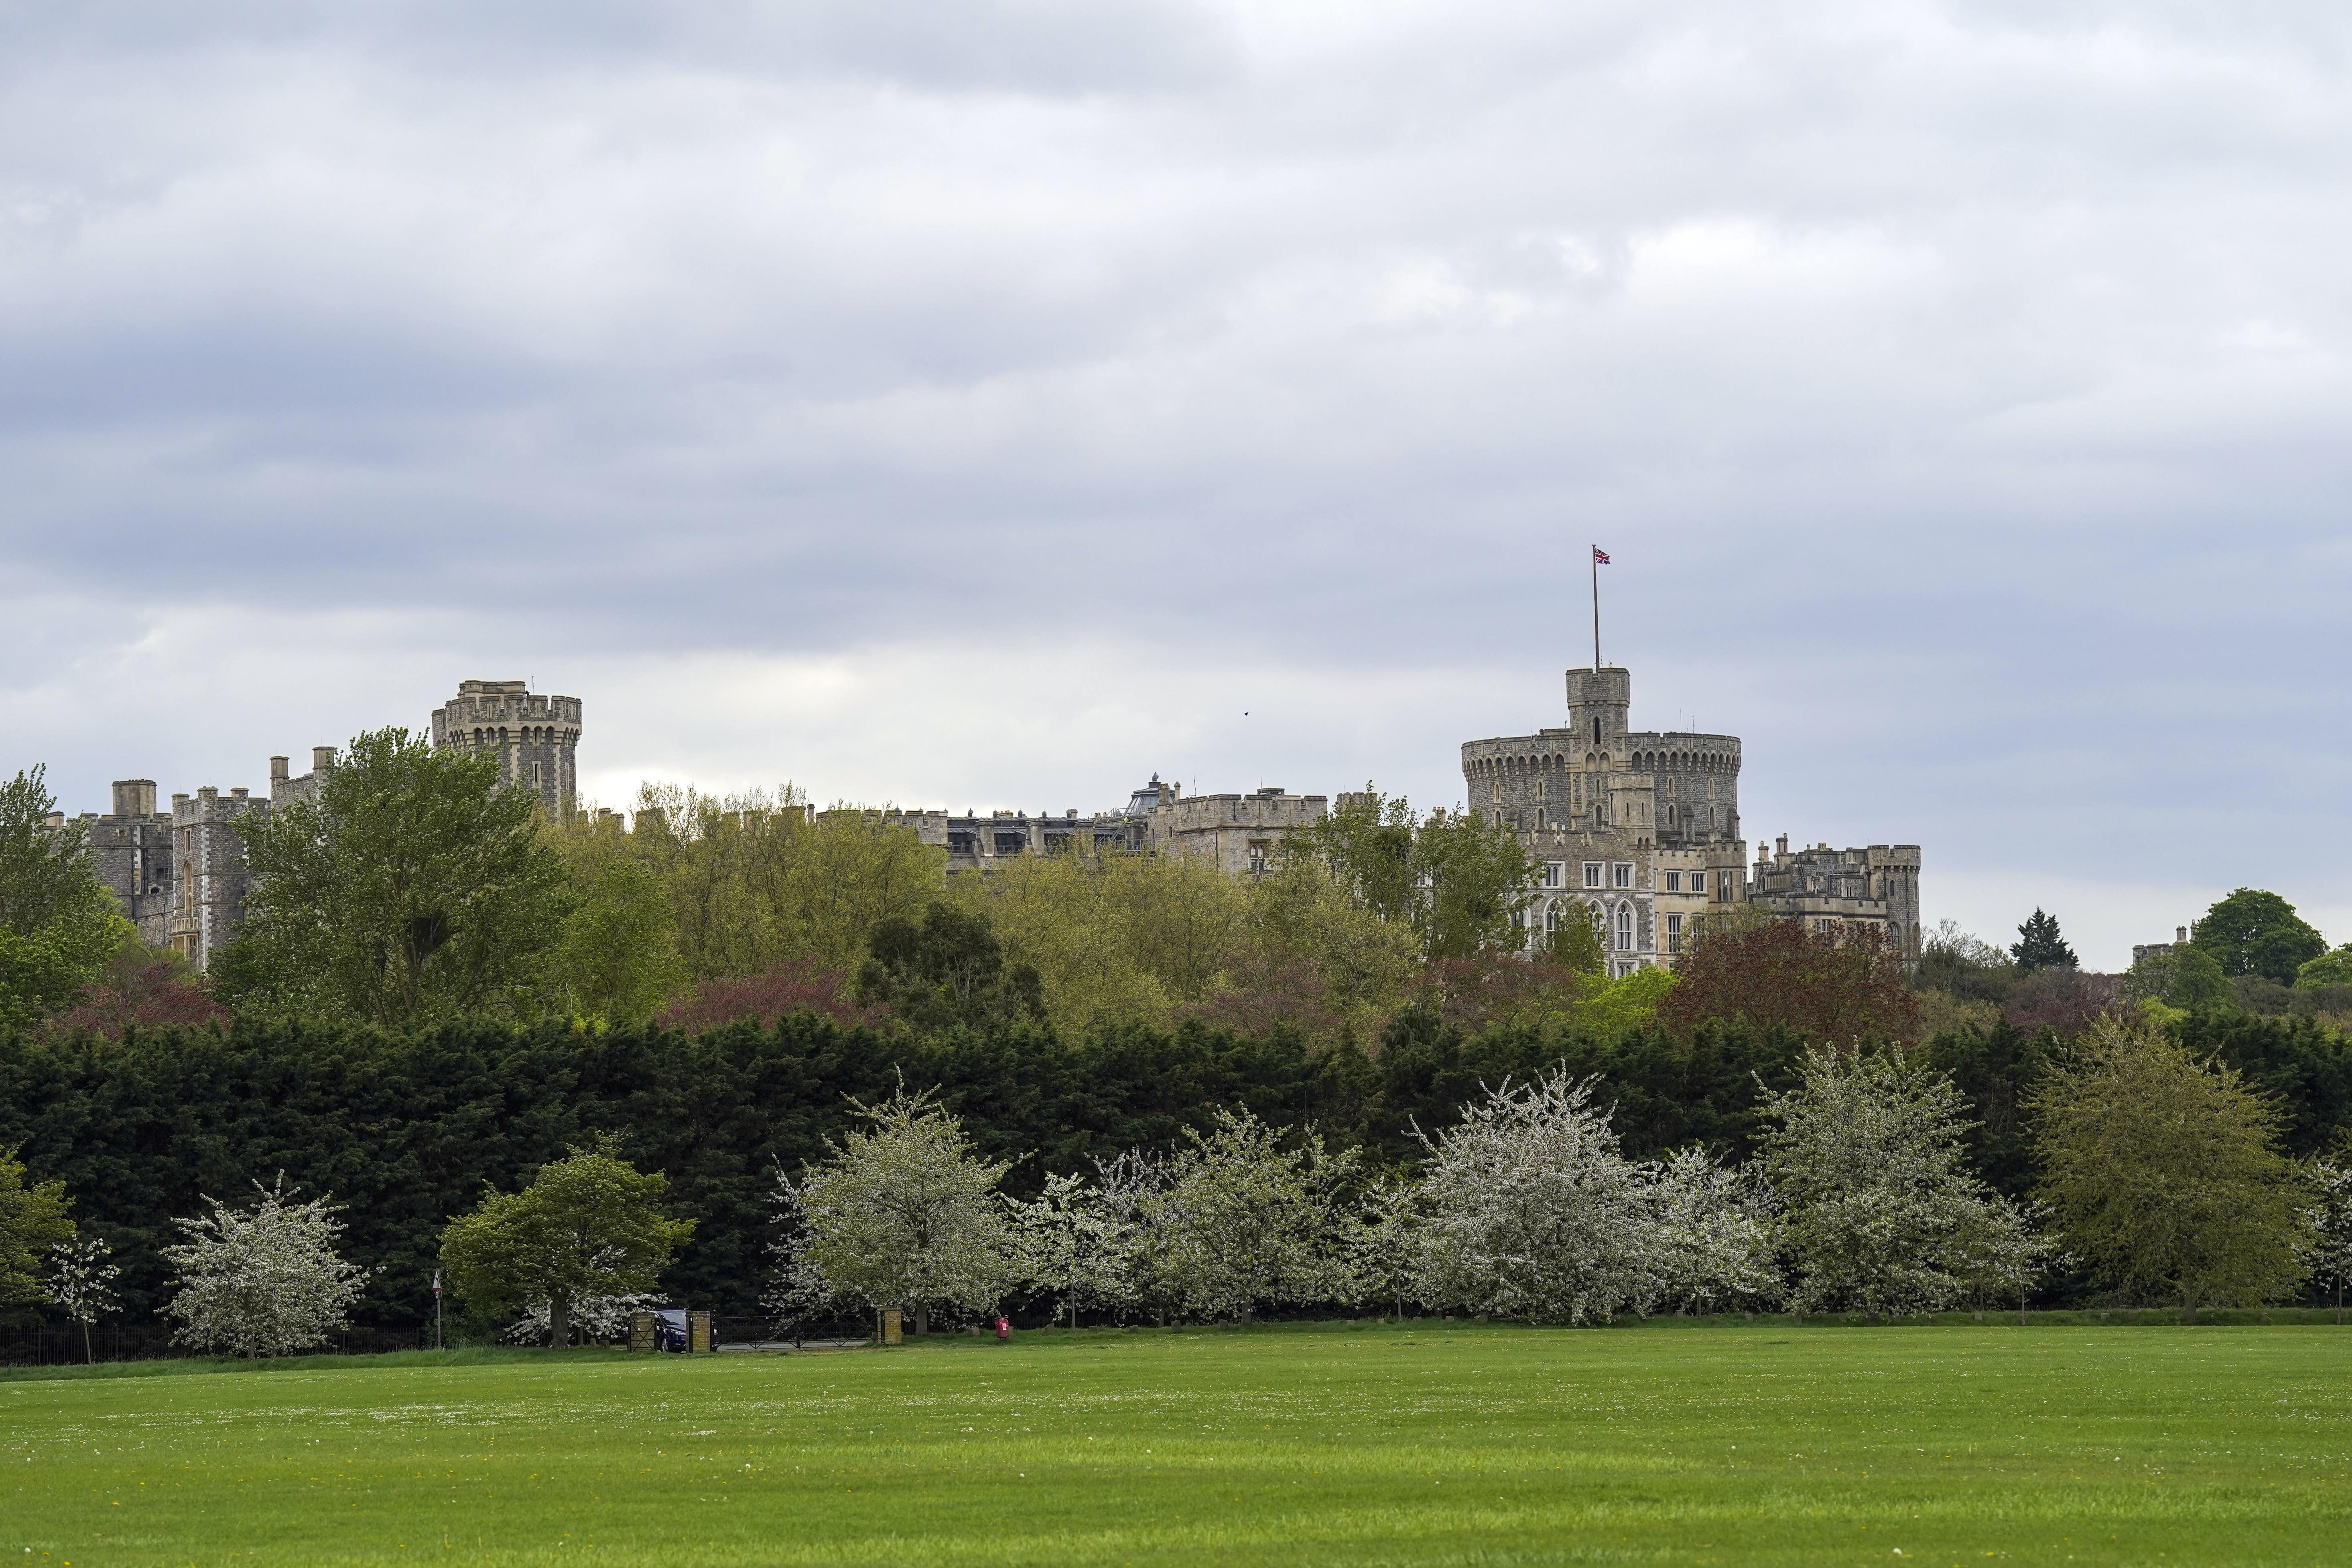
[213, 728, 571, 1026]
[439, 1135, 694, 1348]
[2009, 909, 2078, 973]
[2031, 1015, 2308, 1318]
[0, 767, 133, 1034]
[2193, 889, 2329, 986]
[1659, 919, 1920, 1047]
[2297, 946, 2352, 991]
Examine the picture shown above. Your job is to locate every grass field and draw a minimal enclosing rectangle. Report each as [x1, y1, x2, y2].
[5, 1320, 2348, 1567]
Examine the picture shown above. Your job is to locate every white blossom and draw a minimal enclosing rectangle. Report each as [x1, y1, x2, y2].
[2300, 1158, 2352, 1322]
[1411, 1070, 1664, 1324]
[160, 1175, 368, 1358]
[1649, 1148, 1783, 1314]
[501, 1288, 661, 1345]
[763, 1180, 847, 1344]
[1005, 1170, 1134, 1329]
[1137, 1109, 1359, 1324]
[45, 1235, 122, 1364]
[794, 1085, 1018, 1334]
[1758, 1045, 2044, 1318]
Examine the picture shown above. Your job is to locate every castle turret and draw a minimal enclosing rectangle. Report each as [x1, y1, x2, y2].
[1566, 667, 1631, 747]
[431, 679, 582, 819]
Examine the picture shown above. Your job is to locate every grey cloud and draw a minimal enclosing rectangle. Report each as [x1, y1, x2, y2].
[0, 0, 1238, 94]
[4, 0, 2351, 966]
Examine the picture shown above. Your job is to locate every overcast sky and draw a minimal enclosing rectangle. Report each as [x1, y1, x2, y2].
[4, 0, 2348, 967]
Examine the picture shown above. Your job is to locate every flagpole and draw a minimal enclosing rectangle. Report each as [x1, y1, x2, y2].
[1591, 546, 1602, 670]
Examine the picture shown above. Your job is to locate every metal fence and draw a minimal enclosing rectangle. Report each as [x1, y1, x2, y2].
[0, 1322, 429, 1367]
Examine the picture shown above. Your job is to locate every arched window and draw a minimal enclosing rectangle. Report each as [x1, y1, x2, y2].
[1615, 904, 1634, 951]
[1545, 903, 1562, 932]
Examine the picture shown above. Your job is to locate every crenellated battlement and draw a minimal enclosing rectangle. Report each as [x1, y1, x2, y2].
[431, 678, 582, 819]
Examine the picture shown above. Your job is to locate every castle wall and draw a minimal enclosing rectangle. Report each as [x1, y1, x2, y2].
[80, 780, 175, 947]
[1745, 837, 1924, 960]
[1148, 787, 1328, 876]
[166, 785, 265, 969]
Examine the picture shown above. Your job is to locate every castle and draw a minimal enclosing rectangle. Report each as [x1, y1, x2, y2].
[1462, 665, 1920, 973]
[59, 662, 1915, 975]
[63, 681, 582, 968]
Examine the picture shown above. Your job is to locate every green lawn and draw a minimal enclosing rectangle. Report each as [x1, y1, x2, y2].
[4, 1321, 2348, 1566]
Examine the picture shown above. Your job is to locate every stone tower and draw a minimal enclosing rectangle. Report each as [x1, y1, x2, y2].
[1462, 665, 1747, 975]
[430, 680, 582, 819]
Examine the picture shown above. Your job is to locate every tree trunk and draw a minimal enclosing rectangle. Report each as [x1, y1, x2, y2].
[914, 1303, 928, 1336]
[550, 1294, 571, 1349]
[81, 1322, 93, 1366]
[2181, 1295, 2197, 1326]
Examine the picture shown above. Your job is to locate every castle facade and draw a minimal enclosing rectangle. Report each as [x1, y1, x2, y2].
[1463, 665, 1919, 973]
[64, 680, 577, 969]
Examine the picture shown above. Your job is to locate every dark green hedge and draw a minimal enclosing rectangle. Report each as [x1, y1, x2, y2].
[20, 1009, 2334, 1331]
[0, 1013, 1808, 1328]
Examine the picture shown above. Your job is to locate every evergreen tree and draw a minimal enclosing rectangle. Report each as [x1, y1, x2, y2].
[853, 902, 1044, 1032]
[2009, 908, 2077, 973]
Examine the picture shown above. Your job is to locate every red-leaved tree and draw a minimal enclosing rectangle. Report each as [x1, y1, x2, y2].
[1184, 956, 1349, 1047]
[656, 959, 888, 1035]
[1399, 950, 1587, 1037]
[1658, 920, 1919, 1047]
[43, 948, 229, 1040]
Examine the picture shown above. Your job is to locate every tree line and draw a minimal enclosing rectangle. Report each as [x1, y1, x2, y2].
[13, 1013, 2346, 1356]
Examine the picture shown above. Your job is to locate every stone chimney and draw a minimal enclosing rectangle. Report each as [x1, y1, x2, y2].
[270, 756, 289, 785]
[312, 746, 337, 773]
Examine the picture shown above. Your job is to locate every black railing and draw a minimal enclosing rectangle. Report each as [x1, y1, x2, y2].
[0, 1322, 428, 1367]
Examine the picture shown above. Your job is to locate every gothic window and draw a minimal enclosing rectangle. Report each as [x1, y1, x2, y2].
[1545, 902, 1562, 930]
[1615, 904, 1633, 951]
[1613, 863, 1632, 888]
[1584, 861, 1604, 889]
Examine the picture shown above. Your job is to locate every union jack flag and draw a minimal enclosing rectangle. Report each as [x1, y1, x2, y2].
[1592, 547, 1611, 564]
